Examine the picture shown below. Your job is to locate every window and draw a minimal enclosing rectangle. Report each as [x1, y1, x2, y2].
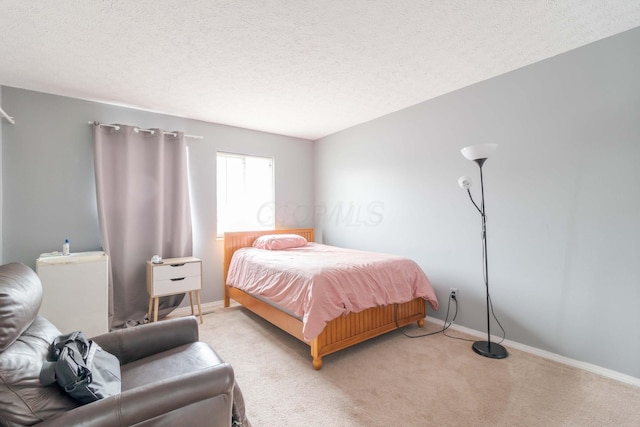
[216, 152, 274, 236]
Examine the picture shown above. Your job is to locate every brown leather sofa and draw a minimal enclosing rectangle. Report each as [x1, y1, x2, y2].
[0, 262, 237, 426]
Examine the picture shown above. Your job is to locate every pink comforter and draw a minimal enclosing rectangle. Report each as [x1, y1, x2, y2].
[226, 243, 439, 341]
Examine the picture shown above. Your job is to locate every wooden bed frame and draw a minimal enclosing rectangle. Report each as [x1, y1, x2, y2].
[223, 228, 426, 370]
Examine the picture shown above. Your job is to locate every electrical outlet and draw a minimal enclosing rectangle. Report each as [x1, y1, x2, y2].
[450, 288, 458, 300]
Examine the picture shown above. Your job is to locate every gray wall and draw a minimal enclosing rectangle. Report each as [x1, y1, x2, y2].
[0, 87, 314, 304]
[314, 27, 640, 378]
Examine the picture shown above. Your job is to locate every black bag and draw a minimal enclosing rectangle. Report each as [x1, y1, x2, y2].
[40, 331, 121, 404]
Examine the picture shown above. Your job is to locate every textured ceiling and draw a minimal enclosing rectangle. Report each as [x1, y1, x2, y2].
[1, 1, 639, 140]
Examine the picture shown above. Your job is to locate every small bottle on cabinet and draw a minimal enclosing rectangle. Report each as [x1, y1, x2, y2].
[63, 239, 70, 256]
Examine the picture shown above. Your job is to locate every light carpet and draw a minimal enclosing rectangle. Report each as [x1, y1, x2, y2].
[196, 305, 640, 427]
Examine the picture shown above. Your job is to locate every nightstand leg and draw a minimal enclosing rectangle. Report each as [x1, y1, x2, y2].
[153, 297, 159, 323]
[189, 291, 195, 315]
[148, 297, 153, 322]
[196, 291, 203, 324]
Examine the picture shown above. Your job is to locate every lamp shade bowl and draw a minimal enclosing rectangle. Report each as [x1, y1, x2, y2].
[461, 143, 498, 161]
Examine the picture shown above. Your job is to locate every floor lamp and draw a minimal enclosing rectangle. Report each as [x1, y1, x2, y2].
[459, 143, 508, 359]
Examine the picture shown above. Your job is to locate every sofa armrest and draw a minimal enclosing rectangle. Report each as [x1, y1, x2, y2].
[91, 317, 200, 364]
[38, 362, 234, 427]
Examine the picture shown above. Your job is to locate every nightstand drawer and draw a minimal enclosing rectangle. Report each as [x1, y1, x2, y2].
[152, 275, 201, 296]
[153, 262, 200, 280]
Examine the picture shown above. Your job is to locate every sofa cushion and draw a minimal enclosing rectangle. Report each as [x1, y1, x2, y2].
[0, 263, 43, 351]
[0, 316, 79, 426]
[120, 341, 224, 390]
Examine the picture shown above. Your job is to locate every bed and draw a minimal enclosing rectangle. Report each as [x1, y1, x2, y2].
[223, 228, 439, 369]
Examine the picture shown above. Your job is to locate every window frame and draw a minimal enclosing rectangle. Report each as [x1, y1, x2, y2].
[216, 151, 275, 237]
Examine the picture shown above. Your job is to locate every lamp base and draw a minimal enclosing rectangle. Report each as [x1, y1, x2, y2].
[472, 341, 508, 359]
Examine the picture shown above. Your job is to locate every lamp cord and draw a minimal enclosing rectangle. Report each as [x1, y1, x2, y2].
[393, 296, 506, 343]
[441, 296, 473, 342]
[397, 164, 507, 344]
[394, 296, 460, 339]
[486, 293, 507, 344]
[483, 221, 506, 344]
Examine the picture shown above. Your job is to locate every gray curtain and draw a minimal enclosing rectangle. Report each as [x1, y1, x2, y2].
[93, 124, 193, 329]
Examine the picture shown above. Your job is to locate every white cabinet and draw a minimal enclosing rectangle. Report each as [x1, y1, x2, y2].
[146, 256, 203, 323]
[35, 251, 109, 337]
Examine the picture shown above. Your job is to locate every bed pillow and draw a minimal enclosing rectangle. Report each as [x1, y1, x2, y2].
[252, 234, 308, 250]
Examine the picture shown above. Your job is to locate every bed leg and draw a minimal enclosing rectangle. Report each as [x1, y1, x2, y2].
[224, 286, 230, 308]
[417, 319, 425, 328]
[312, 357, 323, 370]
[310, 338, 322, 370]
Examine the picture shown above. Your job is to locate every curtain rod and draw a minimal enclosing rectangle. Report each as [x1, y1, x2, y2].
[1, 107, 15, 124]
[89, 122, 203, 140]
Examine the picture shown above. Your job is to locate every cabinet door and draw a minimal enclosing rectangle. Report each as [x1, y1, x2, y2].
[36, 258, 109, 337]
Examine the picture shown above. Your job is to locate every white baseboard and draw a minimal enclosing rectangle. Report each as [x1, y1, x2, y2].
[426, 316, 640, 388]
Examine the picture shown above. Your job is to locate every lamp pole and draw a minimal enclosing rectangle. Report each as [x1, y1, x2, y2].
[460, 144, 507, 359]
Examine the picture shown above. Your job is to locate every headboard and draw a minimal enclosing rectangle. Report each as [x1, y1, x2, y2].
[223, 228, 315, 283]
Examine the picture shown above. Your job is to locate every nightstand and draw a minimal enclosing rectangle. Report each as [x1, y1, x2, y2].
[146, 256, 203, 323]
